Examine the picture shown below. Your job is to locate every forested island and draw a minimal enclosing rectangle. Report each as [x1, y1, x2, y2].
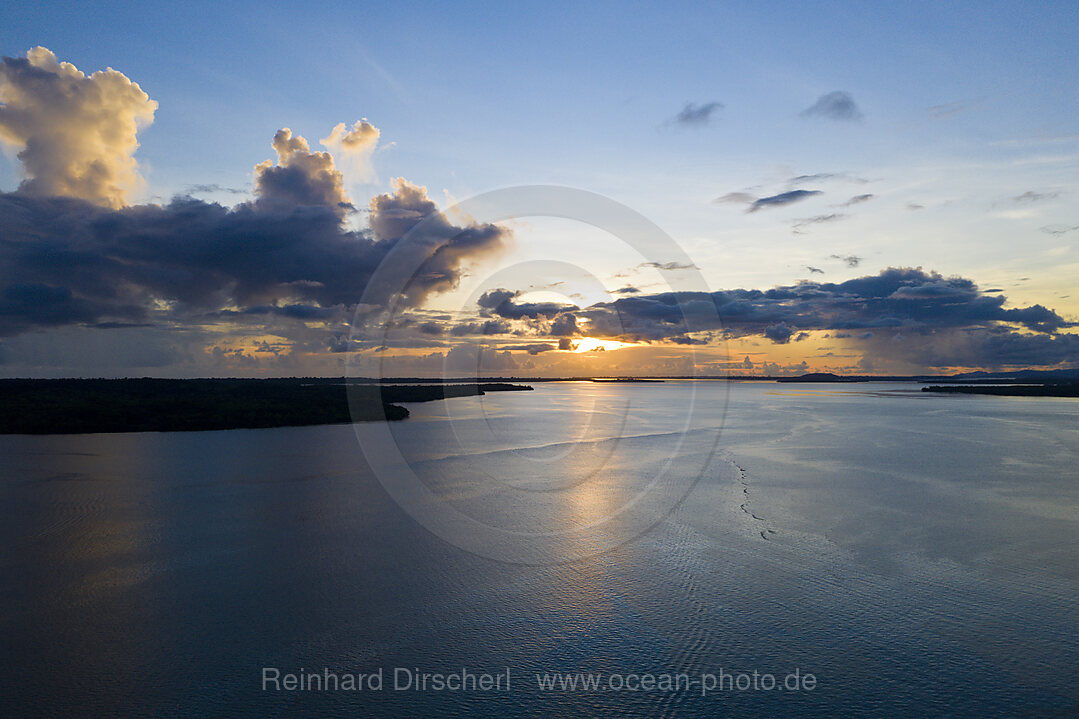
[0, 378, 532, 434]
[922, 383, 1079, 398]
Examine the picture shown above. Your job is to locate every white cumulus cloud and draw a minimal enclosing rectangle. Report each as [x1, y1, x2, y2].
[0, 47, 157, 208]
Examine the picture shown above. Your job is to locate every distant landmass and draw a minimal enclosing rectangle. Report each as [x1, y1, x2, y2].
[777, 369, 1079, 384]
[775, 372, 944, 383]
[0, 379, 532, 434]
[4, 368, 1077, 434]
[772, 369, 1079, 397]
[922, 383, 1079, 398]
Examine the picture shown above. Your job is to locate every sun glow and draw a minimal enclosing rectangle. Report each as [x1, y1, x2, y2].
[571, 337, 637, 353]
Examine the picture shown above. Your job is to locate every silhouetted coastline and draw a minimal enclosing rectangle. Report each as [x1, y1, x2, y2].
[0, 379, 533, 434]
[922, 383, 1079, 397]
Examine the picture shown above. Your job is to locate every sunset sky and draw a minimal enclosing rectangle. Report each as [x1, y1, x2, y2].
[2, 1, 1077, 376]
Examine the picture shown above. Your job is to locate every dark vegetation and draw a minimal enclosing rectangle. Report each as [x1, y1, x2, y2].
[922, 383, 1079, 397]
[778, 372, 951, 383]
[779, 368, 1079, 384]
[0, 378, 532, 434]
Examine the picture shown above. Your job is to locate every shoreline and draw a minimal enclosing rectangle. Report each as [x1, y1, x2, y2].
[0, 379, 532, 435]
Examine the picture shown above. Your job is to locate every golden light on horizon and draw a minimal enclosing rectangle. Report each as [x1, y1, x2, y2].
[571, 337, 638, 353]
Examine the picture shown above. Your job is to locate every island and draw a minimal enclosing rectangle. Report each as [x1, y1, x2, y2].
[0, 378, 533, 434]
[921, 383, 1079, 398]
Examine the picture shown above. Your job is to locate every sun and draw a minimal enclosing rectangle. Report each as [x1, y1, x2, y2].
[571, 337, 637, 353]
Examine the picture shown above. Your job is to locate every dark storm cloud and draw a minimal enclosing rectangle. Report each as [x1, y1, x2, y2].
[673, 102, 723, 125]
[0, 81, 508, 340]
[449, 319, 512, 337]
[669, 335, 708, 345]
[417, 321, 445, 336]
[550, 313, 580, 337]
[0, 179, 509, 337]
[477, 289, 578, 320]
[863, 326, 1079, 372]
[800, 91, 863, 121]
[748, 189, 822, 212]
[503, 343, 557, 355]
[253, 129, 353, 216]
[960, 329, 1079, 368]
[566, 267, 1071, 347]
[763, 323, 795, 344]
[237, 304, 343, 320]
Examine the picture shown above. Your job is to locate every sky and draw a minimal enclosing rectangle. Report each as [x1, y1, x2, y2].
[1, 0, 1077, 377]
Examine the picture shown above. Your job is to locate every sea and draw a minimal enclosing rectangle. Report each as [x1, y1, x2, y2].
[2, 381, 1077, 717]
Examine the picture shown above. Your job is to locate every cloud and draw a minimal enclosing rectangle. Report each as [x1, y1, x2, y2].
[320, 119, 380, 184]
[550, 313, 580, 336]
[673, 102, 723, 126]
[806, 266, 824, 274]
[792, 213, 846, 232]
[928, 97, 986, 119]
[417, 321, 444, 336]
[719, 187, 834, 213]
[1040, 224, 1079, 235]
[503, 343, 557, 355]
[185, 184, 247, 196]
[0, 132, 509, 338]
[763, 323, 795, 344]
[368, 177, 508, 306]
[859, 326, 1079, 372]
[800, 91, 863, 121]
[830, 254, 862, 267]
[0, 47, 157, 208]
[841, 193, 874, 206]
[450, 320, 511, 336]
[638, 261, 699, 271]
[444, 344, 517, 371]
[1012, 190, 1058, 203]
[789, 173, 841, 184]
[714, 192, 756, 205]
[254, 128, 351, 215]
[748, 189, 822, 212]
[788, 172, 870, 186]
[477, 289, 577, 320]
[322, 119, 379, 152]
[565, 268, 1071, 354]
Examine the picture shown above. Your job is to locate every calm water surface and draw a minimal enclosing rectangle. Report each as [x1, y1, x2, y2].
[2, 381, 1077, 717]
